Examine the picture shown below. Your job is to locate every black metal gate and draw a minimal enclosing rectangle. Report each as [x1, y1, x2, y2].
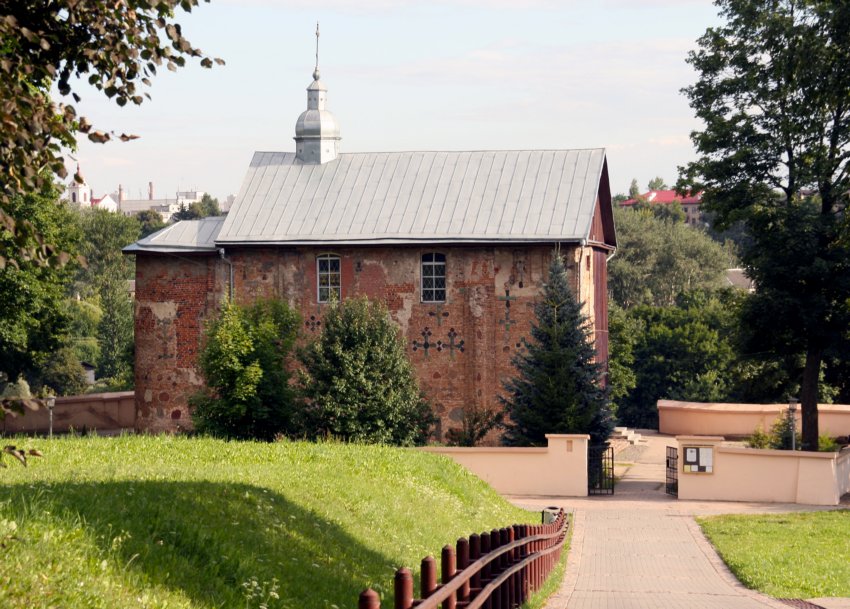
[588, 445, 614, 495]
[666, 446, 678, 497]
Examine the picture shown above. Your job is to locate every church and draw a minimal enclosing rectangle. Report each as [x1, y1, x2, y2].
[126, 58, 618, 439]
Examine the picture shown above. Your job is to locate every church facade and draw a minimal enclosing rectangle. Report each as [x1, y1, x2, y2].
[126, 64, 617, 439]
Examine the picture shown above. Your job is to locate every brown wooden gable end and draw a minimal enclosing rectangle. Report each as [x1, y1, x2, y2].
[587, 158, 617, 249]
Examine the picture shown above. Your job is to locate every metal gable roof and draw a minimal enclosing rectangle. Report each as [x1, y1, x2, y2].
[216, 149, 608, 245]
[123, 216, 225, 253]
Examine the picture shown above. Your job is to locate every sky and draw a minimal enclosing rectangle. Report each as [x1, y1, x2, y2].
[66, 0, 723, 203]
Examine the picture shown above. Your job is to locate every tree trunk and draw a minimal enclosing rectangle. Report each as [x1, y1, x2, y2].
[800, 342, 822, 451]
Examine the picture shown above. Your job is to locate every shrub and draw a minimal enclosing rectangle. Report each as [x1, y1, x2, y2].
[746, 424, 771, 449]
[818, 434, 839, 452]
[445, 404, 503, 447]
[768, 407, 801, 450]
[41, 346, 88, 396]
[298, 297, 435, 446]
[191, 299, 300, 440]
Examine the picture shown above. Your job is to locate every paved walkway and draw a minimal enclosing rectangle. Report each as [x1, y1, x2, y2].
[508, 431, 848, 609]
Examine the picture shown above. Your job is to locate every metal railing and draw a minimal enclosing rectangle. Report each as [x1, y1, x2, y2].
[357, 510, 568, 609]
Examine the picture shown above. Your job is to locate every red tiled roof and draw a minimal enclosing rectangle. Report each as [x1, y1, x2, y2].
[622, 189, 702, 206]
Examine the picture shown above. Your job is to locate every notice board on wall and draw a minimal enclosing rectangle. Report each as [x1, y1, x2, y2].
[683, 446, 713, 473]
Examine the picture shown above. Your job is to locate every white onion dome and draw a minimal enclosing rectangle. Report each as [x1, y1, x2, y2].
[294, 70, 340, 163]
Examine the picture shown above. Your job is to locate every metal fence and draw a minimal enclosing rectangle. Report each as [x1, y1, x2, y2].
[357, 510, 569, 609]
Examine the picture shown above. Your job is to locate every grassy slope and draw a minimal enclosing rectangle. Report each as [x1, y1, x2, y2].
[0, 436, 538, 609]
[698, 511, 850, 598]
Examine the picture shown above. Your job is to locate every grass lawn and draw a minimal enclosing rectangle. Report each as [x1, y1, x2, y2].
[0, 435, 544, 609]
[698, 511, 850, 598]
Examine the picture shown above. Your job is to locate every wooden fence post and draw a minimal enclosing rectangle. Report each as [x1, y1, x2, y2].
[421, 556, 437, 600]
[457, 537, 470, 604]
[441, 545, 456, 609]
[360, 589, 380, 609]
[395, 568, 413, 609]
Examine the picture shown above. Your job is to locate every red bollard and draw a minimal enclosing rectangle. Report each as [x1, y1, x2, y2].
[442, 545, 456, 609]
[470, 533, 481, 591]
[457, 537, 470, 603]
[360, 589, 381, 609]
[395, 568, 413, 609]
[422, 556, 437, 599]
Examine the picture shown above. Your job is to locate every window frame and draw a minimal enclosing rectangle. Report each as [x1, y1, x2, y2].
[316, 253, 341, 303]
[421, 252, 447, 303]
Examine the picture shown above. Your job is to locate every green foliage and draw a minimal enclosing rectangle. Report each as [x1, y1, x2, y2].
[647, 176, 668, 190]
[628, 178, 640, 198]
[502, 254, 613, 446]
[42, 346, 88, 396]
[95, 277, 134, 382]
[680, 0, 850, 449]
[606, 304, 638, 418]
[609, 206, 730, 309]
[745, 424, 771, 449]
[0, 0, 221, 267]
[171, 194, 222, 222]
[299, 297, 434, 446]
[0, 182, 81, 384]
[699, 511, 850, 597]
[767, 408, 801, 451]
[818, 434, 840, 452]
[615, 290, 741, 428]
[135, 209, 166, 238]
[445, 404, 503, 447]
[0, 436, 539, 608]
[74, 208, 140, 298]
[192, 299, 300, 441]
[63, 298, 102, 365]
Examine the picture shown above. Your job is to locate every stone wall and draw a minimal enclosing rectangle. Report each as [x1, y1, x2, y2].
[133, 243, 606, 440]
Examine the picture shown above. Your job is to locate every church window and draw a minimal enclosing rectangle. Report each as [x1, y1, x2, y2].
[421, 253, 446, 302]
[317, 254, 341, 302]
[71, 192, 76, 203]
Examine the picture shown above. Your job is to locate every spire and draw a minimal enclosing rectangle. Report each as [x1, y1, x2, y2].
[295, 22, 340, 164]
[313, 21, 320, 81]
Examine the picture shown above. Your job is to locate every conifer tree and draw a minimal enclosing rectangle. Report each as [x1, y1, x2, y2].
[502, 253, 613, 446]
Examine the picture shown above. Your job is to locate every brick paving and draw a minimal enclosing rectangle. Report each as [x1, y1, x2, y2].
[508, 432, 847, 609]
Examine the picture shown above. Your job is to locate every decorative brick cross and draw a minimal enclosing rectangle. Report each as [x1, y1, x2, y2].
[498, 289, 518, 331]
[428, 306, 450, 326]
[305, 315, 322, 332]
[437, 328, 465, 359]
[412, 327, 433, 357]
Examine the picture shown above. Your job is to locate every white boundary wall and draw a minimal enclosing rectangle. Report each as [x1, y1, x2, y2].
[677, 435, 850, 506]
[421, 434, 589, 497]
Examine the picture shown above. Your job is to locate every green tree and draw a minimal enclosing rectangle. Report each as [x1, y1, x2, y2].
[609, 206, 730, 308]
[0, 181, 81, 384]
[96, 276, 134, 384]
[192, 299, 300, 441]
[75, 208, 140, 297]
[628, 178, 641, 199]
[502, 254, 613, 446]
[42, 346, 88, 396]
[680, 0, 850, 449]
[616, 290, 741, 428]
[63, 297, 102, 365]
[607, 303, 639, 419]
[647, 176, 668, 190]
[0, 0, 221, 267]
[299, 297, 434, 446]
[136, 210, 167, 238]
[171, 194, 221, 223]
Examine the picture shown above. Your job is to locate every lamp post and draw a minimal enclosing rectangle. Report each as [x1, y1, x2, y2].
[46, 395, 56, 439]
[788, 398, 798, 451]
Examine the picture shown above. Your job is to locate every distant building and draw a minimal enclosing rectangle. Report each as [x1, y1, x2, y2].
[725, 268, 755, 292]
[66, 165, 120, 212]
[116, 183, 206, 222]
[621, 189, 704, 226]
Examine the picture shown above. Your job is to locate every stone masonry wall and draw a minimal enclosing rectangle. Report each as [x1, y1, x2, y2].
[134, 253, 223, 432]
[133, 243, 599, 440]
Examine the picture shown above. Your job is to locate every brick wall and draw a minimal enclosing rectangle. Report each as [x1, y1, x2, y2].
[133, 243, 602, 440]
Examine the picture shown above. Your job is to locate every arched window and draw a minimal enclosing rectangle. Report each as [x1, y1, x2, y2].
[421, 253, 446, 302]
[71, 192, 76, 203]
[317, 254, 341, 303]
